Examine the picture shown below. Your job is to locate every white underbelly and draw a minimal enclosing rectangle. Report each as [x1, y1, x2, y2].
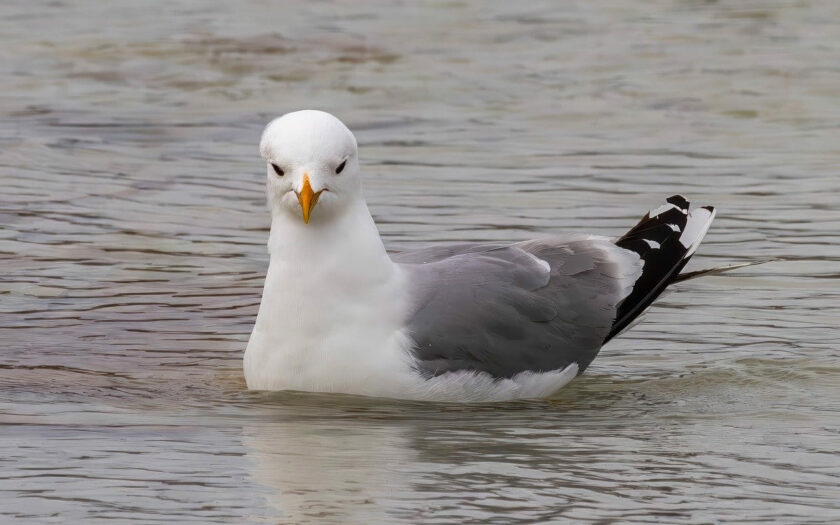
[244, 326, 419, 397]
[245, 326, 579, 402]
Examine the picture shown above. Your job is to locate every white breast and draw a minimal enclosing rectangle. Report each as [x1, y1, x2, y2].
[244, 259, 419, 397]
[244, 199, 422, 397]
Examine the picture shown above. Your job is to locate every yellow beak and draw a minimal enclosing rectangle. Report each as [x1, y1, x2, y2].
[297, 175, 323, 224]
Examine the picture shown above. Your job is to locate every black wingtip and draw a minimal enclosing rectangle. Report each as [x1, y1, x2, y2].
[606, 195, 715, 343]
[666, 195, 690, 210]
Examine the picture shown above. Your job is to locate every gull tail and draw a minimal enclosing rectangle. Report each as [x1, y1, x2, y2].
[671, 260, 769, 283]
[604, 195, 715, 343]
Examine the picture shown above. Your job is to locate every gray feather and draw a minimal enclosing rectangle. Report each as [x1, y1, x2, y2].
[393, 235, 642, 379]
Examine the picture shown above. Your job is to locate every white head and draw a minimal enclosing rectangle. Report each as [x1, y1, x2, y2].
[259, 110, 361, 224]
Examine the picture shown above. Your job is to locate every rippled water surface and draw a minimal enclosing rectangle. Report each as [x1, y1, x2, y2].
[2, 1, 839, 523]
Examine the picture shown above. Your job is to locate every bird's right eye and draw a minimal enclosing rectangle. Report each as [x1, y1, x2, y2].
[271, 164, 284, 177]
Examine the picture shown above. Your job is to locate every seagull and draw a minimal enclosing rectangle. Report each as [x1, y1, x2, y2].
[244, 110, 724, 402]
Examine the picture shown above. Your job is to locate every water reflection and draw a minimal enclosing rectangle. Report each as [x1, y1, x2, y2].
[239, 360, 839, 523]
[244, 397, 416, 523]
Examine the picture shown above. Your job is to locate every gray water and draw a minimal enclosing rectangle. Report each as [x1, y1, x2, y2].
[1, 1, 839, 523]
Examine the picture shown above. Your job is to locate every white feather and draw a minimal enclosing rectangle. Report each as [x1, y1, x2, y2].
[649, 203, 678, 218]
[680, 207, 716, 256]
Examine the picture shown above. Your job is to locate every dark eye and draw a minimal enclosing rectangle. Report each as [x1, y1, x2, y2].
[335, 159, 346, 175]
[271, 163, 284, 177]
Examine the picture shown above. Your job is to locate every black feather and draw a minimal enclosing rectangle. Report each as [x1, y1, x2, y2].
[605, 195, 713, 343]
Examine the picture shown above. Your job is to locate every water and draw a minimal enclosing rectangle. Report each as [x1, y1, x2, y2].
[1, 0, 839, 522]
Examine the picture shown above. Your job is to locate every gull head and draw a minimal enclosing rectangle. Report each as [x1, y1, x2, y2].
[260, 110, 361, 224]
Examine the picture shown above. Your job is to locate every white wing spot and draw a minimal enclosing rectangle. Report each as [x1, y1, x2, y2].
[649, 203, 677, 218]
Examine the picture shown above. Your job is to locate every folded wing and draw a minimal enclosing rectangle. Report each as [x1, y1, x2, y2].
[394, 235, 643, 379]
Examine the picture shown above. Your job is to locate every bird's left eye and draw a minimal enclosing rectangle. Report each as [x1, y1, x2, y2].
[335, 160, 346, 175]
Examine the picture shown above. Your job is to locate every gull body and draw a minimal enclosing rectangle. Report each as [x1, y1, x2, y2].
[244, 110, 717, 402]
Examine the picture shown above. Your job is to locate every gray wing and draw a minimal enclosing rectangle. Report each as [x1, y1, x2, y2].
[393, 235, 642, 379]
